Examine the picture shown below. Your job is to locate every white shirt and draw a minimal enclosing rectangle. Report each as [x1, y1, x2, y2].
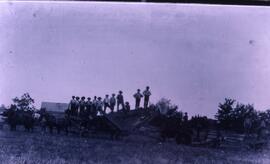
[103, 97, 110, 104]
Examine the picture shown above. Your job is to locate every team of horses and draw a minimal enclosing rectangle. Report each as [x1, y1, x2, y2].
[1, 106, 69, 134]
[1, 107, 123, 140]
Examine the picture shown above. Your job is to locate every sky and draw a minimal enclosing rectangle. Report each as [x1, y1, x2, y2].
[1, 2, 270, 117]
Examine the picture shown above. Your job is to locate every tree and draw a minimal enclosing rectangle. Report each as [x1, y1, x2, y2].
[230, 103, 257, 132]
[12, 93, 35, 111]
[215, 98, 235, 130]
[215, 98, 261, 132]
[258, 109, 270, 124]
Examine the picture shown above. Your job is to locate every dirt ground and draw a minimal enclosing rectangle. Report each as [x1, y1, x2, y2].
[0, 127, 269, 164]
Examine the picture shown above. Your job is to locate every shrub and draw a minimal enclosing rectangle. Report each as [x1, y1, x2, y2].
[215, 98, 260, 132]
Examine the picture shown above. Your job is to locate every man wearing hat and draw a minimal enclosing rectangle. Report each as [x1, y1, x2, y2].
[183, 112, 188, 122]
[79, 96, 86, 117]
[91, 96, 98, 117]
[75, 96, 80, 115]
[85, 97, 92, 117]
[117, 91, 124, 111]
[143, 86, 151, 109]
[110, 93, 116, 112]
[123, 101, 130, 114]
[96, 97, 104, 115]
[92, 96, 97, 109]
[133, 89, 143, 109]
[68, 96, 76, 115]
[103, 94, 110, 113]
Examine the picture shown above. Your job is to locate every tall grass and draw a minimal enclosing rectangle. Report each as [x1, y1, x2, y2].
[0, 130, 269, 164]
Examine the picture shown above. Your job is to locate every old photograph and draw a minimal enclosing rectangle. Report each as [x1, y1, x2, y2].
[0, 1, 270, 163]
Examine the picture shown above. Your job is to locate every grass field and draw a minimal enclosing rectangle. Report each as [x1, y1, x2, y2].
[0, 127, 269, 164]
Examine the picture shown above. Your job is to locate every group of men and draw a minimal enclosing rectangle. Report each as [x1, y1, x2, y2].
[67, 86, 152, 117]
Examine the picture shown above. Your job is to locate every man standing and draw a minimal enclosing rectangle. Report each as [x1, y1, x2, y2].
[133, 89, 143, 109]
[117, 91, 124, 111]
[183, 112, 188, 122]
[75, 96, 80, 115]
[92, 96, 97, 109]
[103, 95, 110, 113]
[143, 86, 151, 109]
[68, 96, 76, 115]
[79, 96, 86, 117]
[91, 96, 98, 117]
[110, 93, 116, 112]
[96, 97, 104, 115]
[86, 97, 92, 117]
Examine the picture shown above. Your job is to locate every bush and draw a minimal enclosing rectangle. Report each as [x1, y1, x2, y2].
[215, 98, 260, 132]
[155, 98, 182, 117]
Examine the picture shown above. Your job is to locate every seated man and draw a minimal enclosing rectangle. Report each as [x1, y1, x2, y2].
[123, 102, 130, 114]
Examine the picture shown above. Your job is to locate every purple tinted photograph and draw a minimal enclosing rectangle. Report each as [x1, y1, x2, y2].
[0, 1, 270, 163]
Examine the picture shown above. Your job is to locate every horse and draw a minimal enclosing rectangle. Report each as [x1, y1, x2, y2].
[39, 111, 71, 135]
[2, 107, 35, 132]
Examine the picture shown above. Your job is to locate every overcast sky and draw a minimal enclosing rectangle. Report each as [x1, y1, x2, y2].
[1, 2, 270, 117]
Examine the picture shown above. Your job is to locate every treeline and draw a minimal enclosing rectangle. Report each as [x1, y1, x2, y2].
[216, 98, 270, 133]
[3, 93, 270, 133]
